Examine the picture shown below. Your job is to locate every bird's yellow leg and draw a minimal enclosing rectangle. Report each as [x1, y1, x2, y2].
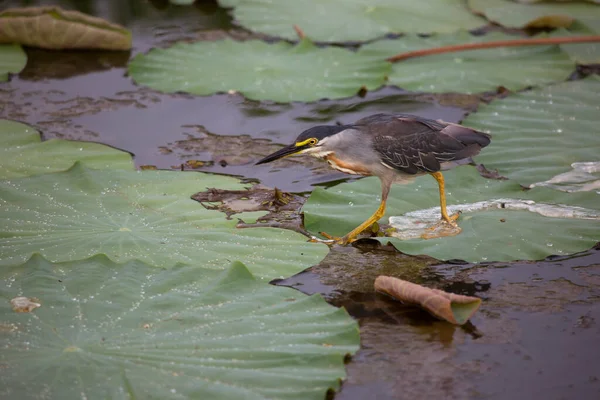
[430, 171, 459, 225]
[320, 199, 387, 245]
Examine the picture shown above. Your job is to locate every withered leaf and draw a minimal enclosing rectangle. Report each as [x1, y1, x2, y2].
[374, 275, 482, 325]
[0, 7, 131, 50]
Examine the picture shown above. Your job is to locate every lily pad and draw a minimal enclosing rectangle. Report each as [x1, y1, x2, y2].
[0, 45, 26, 82]
[128, 38, 389, 102]
[218, 0, 486, 42]
[0, 6, 131, 50]
[303, 167, 600, 262]
[554, 18, 600, 64]
[359, 31, 574, 94]
[468, 0, 600, 28]
[0, 255, 359, 399]
[463, 76, 600, 187]
[0, 119, 134, 179]
[0, 163, 328, 279]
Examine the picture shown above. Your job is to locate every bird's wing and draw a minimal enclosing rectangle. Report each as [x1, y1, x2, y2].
[364, 115, 490, 174]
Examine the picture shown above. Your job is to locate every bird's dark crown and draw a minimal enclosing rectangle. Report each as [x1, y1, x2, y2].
[295, 125, 350, 144]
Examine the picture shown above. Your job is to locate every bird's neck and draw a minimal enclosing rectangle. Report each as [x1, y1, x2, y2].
[324, 153, 371, 176]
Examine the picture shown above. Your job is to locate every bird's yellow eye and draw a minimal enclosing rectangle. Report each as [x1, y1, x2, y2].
[296, 138, 319, 147]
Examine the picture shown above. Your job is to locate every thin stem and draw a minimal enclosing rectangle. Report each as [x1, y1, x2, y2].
[293, 25, 306, 40]
[386, 35, 600, 63]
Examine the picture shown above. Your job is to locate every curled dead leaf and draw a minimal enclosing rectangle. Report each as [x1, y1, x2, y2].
[0, 7, 131, 50]
[374, 276, 482, 325]
[10, 296, 41, 313]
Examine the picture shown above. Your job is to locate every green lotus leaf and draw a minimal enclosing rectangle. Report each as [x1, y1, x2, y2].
[515, 0, 599, 4]
[0, 255, 359, 399]
[218, 0, 486, 42]
[468, 0, 600, 28]
[0, 6, 131, 50]
[359, 31, 574, 94]
[0, 44, 26, 82]
[128, 39, 389, 103]
[463, 76, 600, 188]
[554, 18, 600, 64]
[0, 119, 134, 179]
[303, 167, 599, 262]
[0, 163, 328, 279]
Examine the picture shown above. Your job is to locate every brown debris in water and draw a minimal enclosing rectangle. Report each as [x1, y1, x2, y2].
[374, 276, 482, 325]
[10, 296, 41, 313]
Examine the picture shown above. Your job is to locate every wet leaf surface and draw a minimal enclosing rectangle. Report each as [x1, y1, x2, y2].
[0, 6, 132, 50]
[218, 0, 486, 42]
[1, 255, 359, 399]
[554, 18, 600, 64]
[469, 0, 600, 28]
[0, 163, 328, 279]
[303, 167, 600, 262]
[0, 119, 134, 179]
[360, 31, 575, 93]
[128, 38, 389, 102]
[464, 76, 600, 188]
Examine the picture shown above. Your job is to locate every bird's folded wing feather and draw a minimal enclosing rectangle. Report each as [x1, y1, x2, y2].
[364, 115, 489, 174]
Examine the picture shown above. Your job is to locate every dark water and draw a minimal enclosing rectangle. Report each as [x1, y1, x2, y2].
[2, 1, 599, 399]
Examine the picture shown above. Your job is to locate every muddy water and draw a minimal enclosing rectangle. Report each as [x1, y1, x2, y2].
[2, 1, 600, 399]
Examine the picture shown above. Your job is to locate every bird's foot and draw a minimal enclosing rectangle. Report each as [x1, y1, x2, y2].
[442, 211, 461, 226]
[420, 212, 462, 239]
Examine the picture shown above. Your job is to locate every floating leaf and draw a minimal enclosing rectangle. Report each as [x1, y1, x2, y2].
[0, 6, 132, 50]
[360, 31, 574, 94]
[218, 0, 486, 42]
[468, 0, 600, 28]
[0, 255, 359, 399]
[463, 76, 600, 187]
[0, 44, 26, 82]
[0, 163, 328, 279]
[374, 275, 482, 325]
[128, 39, 389, 102]
[554, 18, 600, 64]
[516, 0, 600, 3]
[303, 167, 600, 262]
[0, 119, 134, 179]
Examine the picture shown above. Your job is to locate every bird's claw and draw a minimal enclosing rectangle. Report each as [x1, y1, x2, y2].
[443, 211, 461, 225]
[421, 213, 462, 239]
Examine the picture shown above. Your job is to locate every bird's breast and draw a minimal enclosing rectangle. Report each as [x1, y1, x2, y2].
[324, 154, 372, 176]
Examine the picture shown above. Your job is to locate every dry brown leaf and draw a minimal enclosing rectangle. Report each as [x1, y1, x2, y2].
[374, 276, 482, 325]
[0, 7, 131, 50]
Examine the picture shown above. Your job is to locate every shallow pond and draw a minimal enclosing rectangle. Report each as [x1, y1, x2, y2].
[2, 1, 599, 399]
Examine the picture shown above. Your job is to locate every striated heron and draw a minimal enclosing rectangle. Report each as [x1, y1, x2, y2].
[256, 113, 491, 245]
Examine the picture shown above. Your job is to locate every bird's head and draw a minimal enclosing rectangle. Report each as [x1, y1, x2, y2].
[256, 125, 348, 165]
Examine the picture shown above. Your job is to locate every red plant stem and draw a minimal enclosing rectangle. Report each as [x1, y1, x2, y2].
[386, 35, 600, 63]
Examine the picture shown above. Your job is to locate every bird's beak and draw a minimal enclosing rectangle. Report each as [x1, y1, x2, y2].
[255, 144, 305, 165]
